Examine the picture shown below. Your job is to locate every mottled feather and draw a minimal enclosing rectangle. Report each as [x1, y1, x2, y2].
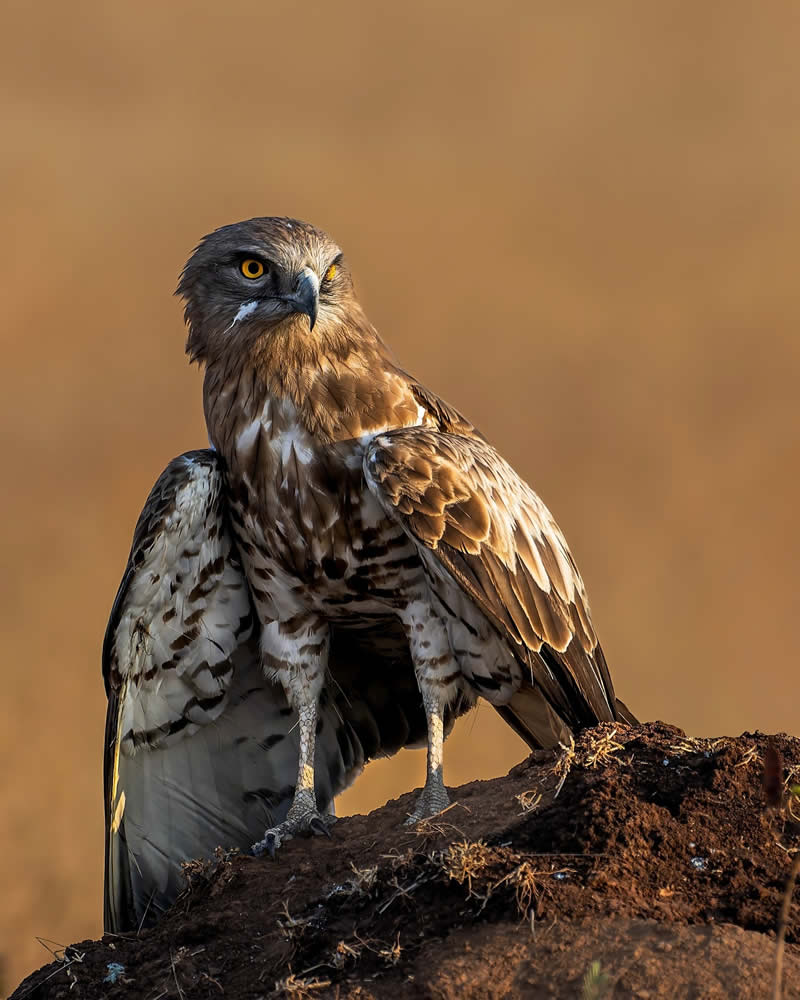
[103, 450, 468, 931]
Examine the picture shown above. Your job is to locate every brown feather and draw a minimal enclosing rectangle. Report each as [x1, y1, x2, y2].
[364, 428, 619, 726]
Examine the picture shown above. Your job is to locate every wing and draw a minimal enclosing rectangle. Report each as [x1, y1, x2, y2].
[103, 450, 462, 933]
[363, 428, 632, 746]
[103, 449, 288, 931]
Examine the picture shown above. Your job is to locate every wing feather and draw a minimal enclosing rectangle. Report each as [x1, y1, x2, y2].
[364, 428, 630, 742]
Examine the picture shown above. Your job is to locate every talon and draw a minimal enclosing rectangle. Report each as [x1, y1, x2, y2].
[252, 807, 331, 857]
[309, 816, 332, 838]
[252, 829, 284, 858]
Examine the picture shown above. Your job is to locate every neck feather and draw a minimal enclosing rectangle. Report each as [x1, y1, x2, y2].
[202, 308, 423, 448]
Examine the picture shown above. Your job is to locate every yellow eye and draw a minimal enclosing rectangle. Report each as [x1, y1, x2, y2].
[240, 258, 265, 279]
[325, 263, 337, 282]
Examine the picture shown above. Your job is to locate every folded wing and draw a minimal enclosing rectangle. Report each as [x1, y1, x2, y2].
[363, 428, 632, 746]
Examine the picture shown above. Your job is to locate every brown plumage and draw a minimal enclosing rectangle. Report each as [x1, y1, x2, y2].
[172, 216, 635, 854]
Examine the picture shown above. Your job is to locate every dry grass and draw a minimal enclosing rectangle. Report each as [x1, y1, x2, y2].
[515, 789, 543, 815]
[439, 838, 567, 922]
[553, 735, 577, 797]
[273, 973, 332, 998]
[331, 931, 402, 972]
[411, 802, 471, 841]
[348, 863, 378, 893]
[277, 903, 319, 945]
[332, 939, 363, 970]
[440, 840, 493, 894]
[582, 728, 625, 769]
[377, 934, 403, 966]
[735, 744, 759, 769]
[505, 862, 548, 917]
[547, 728, 628, 799]
[668, 737, 727, 757]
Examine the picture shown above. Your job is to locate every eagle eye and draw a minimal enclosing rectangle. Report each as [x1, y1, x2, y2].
[324, 263, 337, 283]
[240, 258, 265, 279]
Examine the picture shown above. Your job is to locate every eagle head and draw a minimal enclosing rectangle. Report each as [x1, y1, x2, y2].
[176, 217, 353, 365]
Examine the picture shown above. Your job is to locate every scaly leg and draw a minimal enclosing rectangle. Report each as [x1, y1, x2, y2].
[405, 686, 450, 824]
[402, 600, 461, 825]
[252, 618, 335, 857]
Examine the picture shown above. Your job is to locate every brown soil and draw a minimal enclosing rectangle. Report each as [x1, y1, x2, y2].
[12, 723, 800, 999]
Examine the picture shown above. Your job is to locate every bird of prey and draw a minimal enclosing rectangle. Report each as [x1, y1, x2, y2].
[176, 217, 634, 852]
[104, 215, 634, 929]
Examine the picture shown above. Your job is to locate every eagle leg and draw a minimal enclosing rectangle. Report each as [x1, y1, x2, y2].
[252, 620, 334, 856]
[251, 700, 336, 855]
[405, 686, 450, 825]
[401, 602, 459, 825]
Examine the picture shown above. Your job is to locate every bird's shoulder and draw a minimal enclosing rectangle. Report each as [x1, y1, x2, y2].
[403, 375, 483, 439]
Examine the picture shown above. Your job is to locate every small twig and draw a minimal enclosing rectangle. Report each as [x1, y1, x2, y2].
[735, 744, 759, 768]
[14, 960, 75, 1000]
[137, 889, 156, 934]
[275, 971, 332, 997]
[553, 735, 576, 798]
[376, 873, 433, 914]
[200, 972, 224, 993]
[170, 950, 186, 1000]
[35, 938, 67, 961]
[515, 789, 543, 815]
[410, 801, 470, 839]
[377, 932, 403, 965]
[15, 943, 85, 1000]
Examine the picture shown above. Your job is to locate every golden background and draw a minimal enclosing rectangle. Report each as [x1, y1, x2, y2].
[2, 0, 798, 989]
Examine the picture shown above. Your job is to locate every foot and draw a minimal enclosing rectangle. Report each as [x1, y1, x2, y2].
[252, 804, 336, 857]
[404, 781, 450, 825]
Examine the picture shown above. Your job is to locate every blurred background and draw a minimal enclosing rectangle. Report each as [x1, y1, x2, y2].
[2, 0, 798, 989]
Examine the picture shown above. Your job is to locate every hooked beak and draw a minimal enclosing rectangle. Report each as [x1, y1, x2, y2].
[284, 267, 319, 331]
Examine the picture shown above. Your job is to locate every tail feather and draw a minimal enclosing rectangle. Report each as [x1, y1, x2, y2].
[613, 697, 638, 726]
[494, 686, 638, 751]
[493, 687, 571, 750]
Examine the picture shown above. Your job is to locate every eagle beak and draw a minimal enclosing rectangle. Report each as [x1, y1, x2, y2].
[286, 267, 320, 331]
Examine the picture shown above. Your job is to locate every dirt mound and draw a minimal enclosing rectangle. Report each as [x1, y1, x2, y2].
[12, 723, 800, 999]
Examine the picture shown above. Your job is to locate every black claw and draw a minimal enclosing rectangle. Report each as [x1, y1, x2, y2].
[251, 832, 280, 858]
[309, 817, 332, 839]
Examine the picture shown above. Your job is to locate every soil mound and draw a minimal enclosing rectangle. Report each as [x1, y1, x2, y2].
[12, 723, 800, 999]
